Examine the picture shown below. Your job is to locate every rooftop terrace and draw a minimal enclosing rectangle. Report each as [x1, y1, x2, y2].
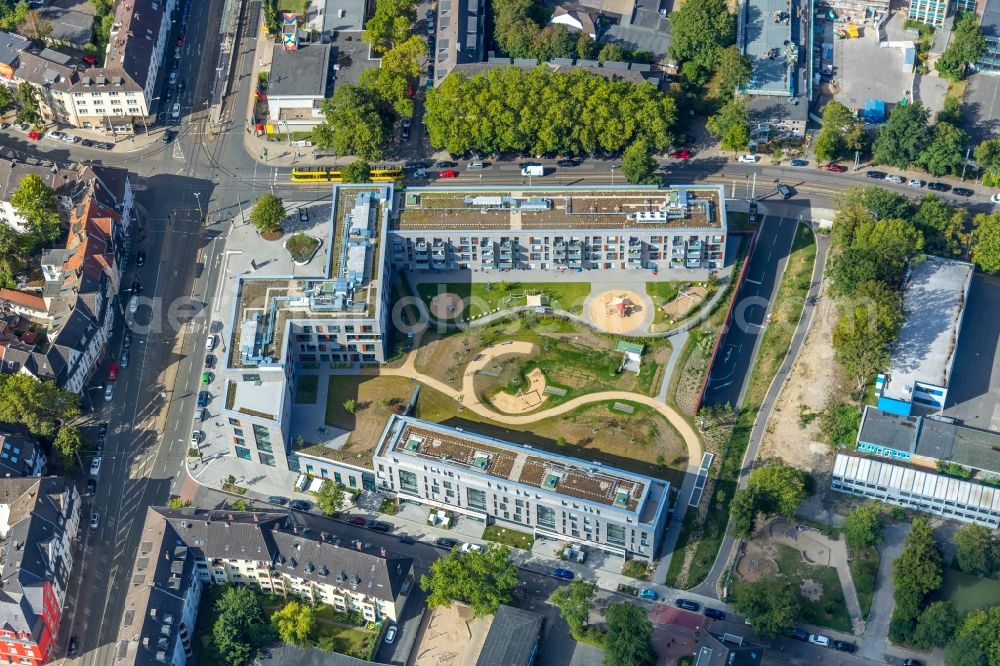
[395, 186, 726, 232]
[742, 0, 798, 95]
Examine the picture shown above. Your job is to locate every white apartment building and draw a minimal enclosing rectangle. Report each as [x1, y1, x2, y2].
[373, 415, 672, 561]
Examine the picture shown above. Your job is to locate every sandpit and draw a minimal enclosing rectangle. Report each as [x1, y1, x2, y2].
[588, 290, 647, 334]
[662, 285, 709, 320]
[429, 292, 465, 320]
[489, 368, 548, 414]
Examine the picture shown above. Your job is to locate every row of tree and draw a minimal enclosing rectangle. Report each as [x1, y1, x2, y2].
[667, 0, 743, 94]
[423, 66, 677, 158]
[889, 519, 957, 650]
[550, 579, 655, 666]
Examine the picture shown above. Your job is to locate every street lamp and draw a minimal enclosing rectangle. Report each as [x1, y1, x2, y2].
[610, 165, 617, 186]
[193, 192, 203, 220]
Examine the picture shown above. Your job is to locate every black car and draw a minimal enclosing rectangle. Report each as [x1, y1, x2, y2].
[179, 80, 186, 92]
[85, 479, 96, 496]
[162, 130, 175, 144]
[704, 608, 726, 620]
[748, 202, 758, 224]
[81, 138, 94, 147]
[408, 160, 431, 169]
[776, 183, 793, 199]
[865, 170, 886, 179]
[369, 521, 392, 533]
[953, 187, 975, 197]
[674, 599, 700, 612]
[96, 142, 114, 150]
[67, 635, 80, 656]
[399, 535, 416, 544]
[435, 537, 459, 548]
[927, 181, 951, 192]
[435, 160, 457, 168]
[902, 660, 922, 666]
[789, 628, 810, 641]
[135, 250, 146, 267]
[204, 354, 216, 369]
[197, 391, 209, 408]
[267, 495, 288, 505]
[98, 422, 108, 438]
[131, 280, 142, 294]
[831, 640, 856, 653]
[556, 159, 579, 167]
[289, 499, 311, 511]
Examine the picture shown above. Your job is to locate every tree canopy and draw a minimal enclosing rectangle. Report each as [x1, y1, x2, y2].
[52, 426, 85, 471]
[668, 0, 736, 71]
[550, 580, 597, 638]
[622, 139, 659, 184]
[733, 577, 801, 637]
[889, 519, 943, 643]
[0, 374, 79, 438]
[212, 586, 275, 666]
[10, 173, 60, 247]
[843, 505, 883, 550]
[731, 460, 808, 537]
[832, 280, 903, 391]
[815, 101, 864, 163]
[362, 0, 416, 51]
[916, 121, 967, 177]
[872, 101, 931, 169]
[953, 607, 1000, 666]
[914, 195, 969, 257]
[424, 66, 676, 157]
[314, 84, 389, 161]
[604, 602, 655, 666]
[341, 159, 372, 183]
[249, 193, 286, 234]
[357, 35, 427, 118]
[975, 137, 1000, 185]
[954, 524, 1000, 576]
[706, 98, 749, 153]
[315, 480, 345, 517]
[271, 600, 314, 646]
[972, 212, 1000, 274]
[935, 12, 987, 82]
[420, 546, 519, 616]
[14, 82, 38, 125]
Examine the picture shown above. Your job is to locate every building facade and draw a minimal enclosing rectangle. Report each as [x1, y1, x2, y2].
[908, 0, 951, 27]
[0, 432, 46, 478]
[373, 415, 671, 561]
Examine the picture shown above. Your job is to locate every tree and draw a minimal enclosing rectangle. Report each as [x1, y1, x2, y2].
[872, 101, 931, 169]
[315, 84, 388, 160]
[733, 577, 801, 637]
[14, 81, 38, 124]
[342, 159, 372, 183]
[362, 0, 416, 50]
[622, 139, 659, 184]
[358, 35, 427, 117]
[815, 101, 858, 163]
[917, 121, 967, 176]
[604, 602, 655, 666]
[946, 634, 987, 666]
[938, 96, 963, 125]
[0, 84, 11, 114]
[168, 497, 193, 508]
[817, 400, 862, 448]
[731, 460, 808, 537]
[576, 32, 597, 59]
[852, 217, 922, 276]
[668, 0, 736, 67]
[935, 12, 987, 82]
[549, 580, 596, 637]
[975, 137, 1000, 184]
[852, 186, 915, 222]
[715, 45, 752, 98]
[271, 600, 314, 646]
[597, 42, 626, 64]
[315, 480, 345, 517]
[706, 98, 749, 153]
[343, 399, 357, 414]
[10, 173, 60, 247]
[972, 212, 1000, 273]
[915, 196, 968, 257]
[0, 374, 79, 438]
[52, 426, 85, 470]
[843, 505, 883, 550]
[954, 523, 998, 576]
[231, 498, 248, 511]
[421, 546, 519, 616]
[911, 600, 958, 650]
[890, 519, 942, 637]
[832, 281, 903, 391]
[249, 193, 285, 234]
[212, 586, 275, 665]
[492, 0, 543, 58]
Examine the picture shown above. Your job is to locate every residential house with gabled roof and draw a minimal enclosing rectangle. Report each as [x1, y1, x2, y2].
[0, 477, 81, 666]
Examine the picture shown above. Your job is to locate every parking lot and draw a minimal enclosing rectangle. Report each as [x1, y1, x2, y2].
[944, 272, 1000, 432]
[831, 13, 910, 110]
[964, 74, 1000, 143]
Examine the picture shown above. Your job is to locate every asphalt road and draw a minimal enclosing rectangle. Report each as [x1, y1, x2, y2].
[701, 214, 800, 408]
[944, 272, 1000, 430]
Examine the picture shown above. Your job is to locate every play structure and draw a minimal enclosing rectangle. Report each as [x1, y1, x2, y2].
[589, 290, 647, 334]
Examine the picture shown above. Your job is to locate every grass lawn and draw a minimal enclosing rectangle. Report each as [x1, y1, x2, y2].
[286, 232, 320, 263]
[415, 281, 591, 318]
[324, 375, 417, 443]
[295, 374, 319, 404]
[311, 606, 379, 659]
[483, 524, 535, 550]
[849, 547, 880, 617]
[666, 226, 816, 589]
[934, 568, 1000, 614]
[277, 0, 310, 17]
[726, 211, 752, 231]
[773, 543, 852, 632]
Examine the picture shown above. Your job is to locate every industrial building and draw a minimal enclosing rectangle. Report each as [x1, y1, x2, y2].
[832, 453, 1000, 527]
[875, 256, 973, 416]
[372, 415, 671, 561]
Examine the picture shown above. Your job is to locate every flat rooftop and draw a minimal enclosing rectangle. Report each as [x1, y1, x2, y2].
[742, 0, 796, 94]
[858, 405, 919, 453]
[395, 185, 726, 232]
[378, 415, 668, 514]
[882, 256, 973, 402]
[268, 44, 332, 97]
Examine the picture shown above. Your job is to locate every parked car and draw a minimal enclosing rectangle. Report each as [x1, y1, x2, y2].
[674, 598, 700, 612]
[435, 537, 459, 549]
[831, 640, 856, 653]
[267, 495, 288, 505]
[822, 163, 847, 173]
[104, 383, 114, 401]
[204, 354, 215, 369]
[128, 295, 138, 313]
[467, 160, 485, 169]
[704, 608, 727, 620]
[556, 159, 579, 167]
[927, 181, 951, 192]
[136, 250, 146, 267]
[171, 103, 180, 119]
[902, 660, 922, 666]
[399, 535, 416, 544]
[85, 479, 96, 497]
[90, 512, 100, 529]
[369, 521, 392, 533]
[190, 431, 202, 446]
[90, 456, 102, 476]
[98, 422, 108, 438]
[107, 363, 119, 382]
[908, 178, 924, 188]
[61, 134, 80, 143]
[401, 118, 410, 141]
[748, 202, 758, 224]
[121, 349, 130, 368]
[201, 371, 213, 384]
[289, 499, 311, 511]
[808, 634, 830, 647]
[953, 187, 975, 197]
[789, 628, 809, 641]
[194, 407, 205, 421]
[45, 130, 67, 141]
[789, 159, 808, 167]
[197, 391, 209, 408]
[671, 148, 692, 159]
[385, 625, 397, 644]
[347, 516, 366, 526]
[638, 589, 658, 600]
[865, 170, 886, 179]
[205, 334, 216, 351]
[460, 542, 482, 553]
[992, 193, 1000, 204]
[438, 169, 457, 178]
[131, 280, 142, 294]
[738, 154, 759, 163]
[553, 568, 575, 580]
[81, 138, 94, 147]
[162, 129, 175, 143]
[123, 329, 132, 349]
[408, 160, 431, 169]
[95, 142, 114, 150]
[298, 208, 309, 222]
[435, 161, 457, 168]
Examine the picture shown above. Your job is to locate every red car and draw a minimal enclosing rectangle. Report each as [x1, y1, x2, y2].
[671, 149, 692, 159]
[107, 363, 119, 382]
[406, 85, 415, 98]
[176, 36, 184, 47]
[439, 169, 457, 178]
[822, 163, 847, 173]
[82, 55, 96, 66]
[347, 516, 366, 526]
[27, 131, 39, 141]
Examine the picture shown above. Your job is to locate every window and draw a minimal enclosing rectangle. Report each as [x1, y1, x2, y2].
[235, 446, 252, 460]
[253, 424, 272, 452]
[399, 470, 418, 494]
[607, 524, 626, 546]
[536, 505, 556, 529]
[229, 418, 241, 426]
[468, 488, 487, 510]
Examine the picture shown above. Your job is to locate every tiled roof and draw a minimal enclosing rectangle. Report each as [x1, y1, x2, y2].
[0, 290, 46, 313]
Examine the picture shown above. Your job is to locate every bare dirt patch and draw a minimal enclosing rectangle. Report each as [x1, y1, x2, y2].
[489, 367, 548, 413]
[758, 281, 842, 472]
[589, 290, 649, 334]
[429, 292, 465, 320]
[662, 285, 709, 319]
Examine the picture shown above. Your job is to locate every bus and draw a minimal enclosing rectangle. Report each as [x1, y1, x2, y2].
[289, 166, 403, 184]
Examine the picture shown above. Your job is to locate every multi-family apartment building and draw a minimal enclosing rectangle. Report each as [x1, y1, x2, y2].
[0, 477, 81, 666]
[0, 432, 46, 478]
[0, 164, 134, 393]
[392, 185, 727, 272]
[373, 415, 671, 561]
[116, 508, 414, 665]
[12, 0, 177, 132]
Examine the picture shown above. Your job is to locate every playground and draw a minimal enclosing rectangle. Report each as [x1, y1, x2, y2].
[415, 281, 590, 319]
[588, 289, 649, 334]
[429, 292, 465, 320]
[488, 367, 549, 414]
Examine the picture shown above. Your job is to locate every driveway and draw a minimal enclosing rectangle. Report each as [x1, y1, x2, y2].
[859, 522, 909, 660]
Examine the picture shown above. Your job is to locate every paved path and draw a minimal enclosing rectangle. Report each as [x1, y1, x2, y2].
[859, 522, 909, 659]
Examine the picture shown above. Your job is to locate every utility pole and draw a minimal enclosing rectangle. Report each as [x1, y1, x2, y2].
[854, 150, 860, 171]
[961, 147, 971, 181]
[194, 192, 204, 219]
[751, 172, 757, 200]
[237, 197, 246, 225]
[744, 173, 750, 202]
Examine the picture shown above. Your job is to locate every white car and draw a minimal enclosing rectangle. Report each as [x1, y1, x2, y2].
[190, 431, 202, 446]
[171, 103, 180, 119]
[128, 294, 138, 313]
[168, 71, 178, 85]
[45, 130, 67, 141]
[808, 634, 830, 647]
[460, 542, 483, 553]
[90, 512, 100, 529]
[104, 383, 114, 401]
[908, 178, 924, 188]
[992, 193, 1000, 204]
[90, 456, 102, 476]
[205, 334, 216, 351]
[61, 134, 80, 143]
[884, 174, 904, 184]
[738, 154, 759, 163]
[385, 625, 397, 644]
